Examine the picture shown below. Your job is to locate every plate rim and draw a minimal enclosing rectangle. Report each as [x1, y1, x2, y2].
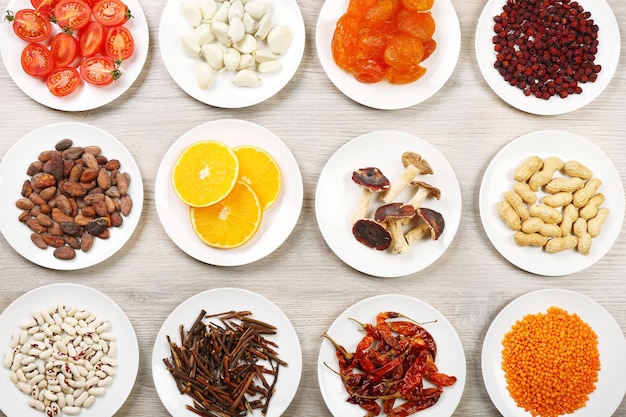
[0, 0, 150, 111]
[0, 282, 139, 417]
[317, 293, 467, 417]
[315, 129, 462, 277]
[158, 0, 306, 109]
[151, 286, 303, 417]
[478, 129, 625, 276]
[474, 0, 621, 115]
[315, 0, 461, 110]
[481, 288, 626, 417]
[154, 118, 303, 266]
[0, 121, 145, 271]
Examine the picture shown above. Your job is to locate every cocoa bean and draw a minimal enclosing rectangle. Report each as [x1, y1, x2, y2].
[56, 194, 72, 215]
[68, 196, 78, 216]
[16, 197, 34, 210]
[96, 155, 107, 165]
[74, 214, 94, 226]
[80, 168, 99, 183]
[83, 146, 101, 156]
[83, 180, 97, 191]
[18, 210, 31, 223]
[40, 204, 52, 215]
[62, 147, 84, 160]
[30, 205, 42, 217]
[110, 211, 123, 227]
[104, 196, 116, 214]
[53, 246, 76, 260]
[48, 221, 63, 236]
[59, 221, 81, 236]
[120, 195, 132, 216]
[31, 233, 48, 249]
[55, 138, 73, 151]
[69, 163, 84, 182]
[60, 181, 87, 197]
[85, 218, 108, 235]
[82, 152, 99, 170]
[97, 168, 111, 190]
[32, 173, 56, 190]
[105, 186, 120, 198]
[38, 150, 60, 162]
[42, 233, 65, 248]
[84, 193, 105, 205]
[63, 160, 74, 178]
[93, 200, 108, 217]
[96, 229, 110, 240]
[26, 219, 47, 234]
[63, 235, 81, 250]
[21, 180, 33, 197]
[39, 186, 57, 201]
[51, 207, 74, 223]
[28, 192, 46, 206]
[27, 161, 43, 176]
[80, 232, 94, 252]
[104, 159, 121, 171]
[116, 172, 129, 195]
[36, 213, 53, 227]
[81, 206, 97, 218]
[46, 154, 65, 180]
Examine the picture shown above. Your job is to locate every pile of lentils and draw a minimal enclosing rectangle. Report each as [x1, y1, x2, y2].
[492, 0, 601, 100]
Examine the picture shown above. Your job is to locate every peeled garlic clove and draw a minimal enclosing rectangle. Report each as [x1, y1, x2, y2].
[196, 61, 215, 89]
[267, 25, 292, 55]
[202, 43, 224, 70]
[258, 60, 281, 73]
[181, 35, 202, 57]
[227, 18, 245, 44]
[228, 0, 244, 22]
[212, 1, 230, 23]
[181, 1, 203, 27]
[254, 12, 272, 40]
[252, 49, 276, 63]
[232, 69, 261, 87]
[244, 1, 270, 20]
[193, 23, 216, 45]
[237, 53, 255, 70]
[242, 12, 257, 34]
[233, 33, 257, 54]
[199, 0, 218, 21]
[223, 48, 241, 72]
[210, 21, 231, 46]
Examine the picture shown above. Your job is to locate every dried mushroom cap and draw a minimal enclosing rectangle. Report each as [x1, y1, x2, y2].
[352, 167, 390, 191]
[401, 151, 422, 168]
[374, 203, 415, 222]
[410, 181, 441, 200]
[352, 219, 392, 251]
[416, 207, 445, 240]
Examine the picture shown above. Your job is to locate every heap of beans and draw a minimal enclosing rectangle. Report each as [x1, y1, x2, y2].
[491, 0, 601, 99]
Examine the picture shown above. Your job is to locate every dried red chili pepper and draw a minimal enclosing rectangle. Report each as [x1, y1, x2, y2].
[389, 321, 437, 359]
[388, 387, 442, 417]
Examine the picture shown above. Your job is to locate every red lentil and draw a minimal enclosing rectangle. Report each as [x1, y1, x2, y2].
[491, 0, 601, 100]
[501, 306, 600, 417]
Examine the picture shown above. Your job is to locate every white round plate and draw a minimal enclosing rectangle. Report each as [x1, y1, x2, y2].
[154, 119, 303, 266]
[318, 294, 466, 417]
[159, 0, 305, 108]
[0, 283, 139, 417]
[315, 0, 460, 110]
[315, 130, 461, 278]
[479, 130, 624, 276]
[152, 287, 302, 417]
[482, 288, 626, 417]
[475, 0, 620, 115]
[0, 0, 149, 111]
[0, 122, 144, 270]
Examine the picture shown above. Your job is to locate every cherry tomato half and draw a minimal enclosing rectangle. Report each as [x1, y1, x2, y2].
[104, 25, 134, 60]
[53, 0, 92, 30]
[8, 9, 51, 42]
[50, 32, 78, 67]
[93, 0, 130, 26]
[79, 55, 119, 85]
[46, 66, 81, 96]
[31, 0, 60, 17]
[20, 42, 54, 77]
[78, 19, 105, 56]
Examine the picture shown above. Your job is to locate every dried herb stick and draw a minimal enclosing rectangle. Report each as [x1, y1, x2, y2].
[163, 310, 287, 417]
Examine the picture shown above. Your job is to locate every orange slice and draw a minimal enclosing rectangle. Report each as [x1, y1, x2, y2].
[233, 145, 282, 211]
[172, 140, 239, 207]
[190, 181, 262, 248]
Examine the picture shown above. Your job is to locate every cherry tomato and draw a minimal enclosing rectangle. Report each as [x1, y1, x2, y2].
[31, 0, 60, 17]
[50, 32, 78, 67]
[20, 42, 54, 77]
[92, 0, 130, 26]
[53, 0, 92, 30]
[104, 25, 134, 60]
[79, 55, 120, 85]
[7, 9, 51, 42]
[46, 66, 81, 96]
[78, 20, 105, 56]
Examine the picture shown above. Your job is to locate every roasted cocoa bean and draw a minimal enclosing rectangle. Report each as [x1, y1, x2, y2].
[84, 193, 105, 205]
[84, 146, 101, 156]
[55, 138, 73, 151]
[27, 161, 43, 176]
[60, 181, 87, 197]
[42, 233, 65, 248]
[105, 186, 120, 198]
[63, 160, 74, 177]
[28, 192, 46, 206]
[39, 186, 57, 201]
[62, 147, 84, 160]
[47, 221, 63, 236]
[82, 152, 99, 171]
[120, 195, 132, 216]
[104, 196, 116, 214]
[85, 218, 108, 236]
[59, 221, 81, 236]
[26, 219, 47, 234]
[16, 198, 34, 210]
[74, 214, 94, 226]
[63, 235, 81, 249]
[36, 213, 53, 227]
[96, 155, 108, 165]
[53, 246, 76, 260]
[97, 228, 110, 240]
[116, 172, 129, 195]
[69, 163, 84, 182]
[104, 159, 121, 171]
[55, 194, 72, 215]
[47, 154, 65, 180]
[93, 200, 108, 217]
[51, 207, 74, 223]
[80, 168, 99, 183]
[81, 206, 97, 218]
[18, 210, 31, 223]
[31, 233, 47, 249]
[110, 211, 123, 227]
[21, 180, 33, 197]
[97, 168, 112, 190]
[32, 173, 56, 190]
[40, 203, 52, 215]
[38, 150, 60, 162]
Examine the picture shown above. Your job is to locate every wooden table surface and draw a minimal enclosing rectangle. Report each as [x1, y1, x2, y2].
[1, 0, 625, 416]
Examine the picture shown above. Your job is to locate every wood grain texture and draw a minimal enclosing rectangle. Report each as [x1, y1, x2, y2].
[0, 0, 625, 416]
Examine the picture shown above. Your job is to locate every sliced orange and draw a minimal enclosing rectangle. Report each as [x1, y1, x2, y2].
[171, 140, 239, 207]
[190, 181, 262, 248]
[233, 145, 282, 211]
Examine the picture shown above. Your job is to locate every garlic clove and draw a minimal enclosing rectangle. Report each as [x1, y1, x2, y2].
[181, 1, 203, 27]
[223, 48, 241, 72]
[193, 23, 216, 45]
[232, 69, 261, 87]
[201, 43, 225, 70]
[196, 61, 215, 89]
[258, 60, 281, 73]
[254, 12, 272, 40]
[237, 53, 255, 70]
[252, 49, 276, 63]
[227, 17, 245, 44]
[212, 1, 230, 23]
[210, 21, 231, 47]
[181, 35, 202, 57]
[267, 25, 292, 55]
[233, 33, 257, 54]
[228, 0, 244, 22]
[242, 12, 257, 34]
[199, 0, 218, 21]
[244, 1, 270, 20]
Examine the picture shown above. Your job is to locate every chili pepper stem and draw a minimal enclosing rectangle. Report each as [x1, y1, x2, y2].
[322, 332, 353, 359]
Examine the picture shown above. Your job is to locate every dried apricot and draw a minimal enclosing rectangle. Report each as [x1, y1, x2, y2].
[396, 11, 436, 41]
[347, 0, 376, 16]
[362, 0, 394, 28]
[385, 64, 427, 84]
[402, 0, 434, 11]
[384, 34, 425, 70]
[358, 25, 395, 60]
[353, 58, 385, 83]
[422, 38, 437, 60]
[332, 14, 361, 70]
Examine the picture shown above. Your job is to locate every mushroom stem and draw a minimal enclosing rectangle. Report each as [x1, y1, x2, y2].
[383, 164, 422, 204]
[405, 222, 430, 246]
[351, 188, 373, 224]
[408, 186, 431, 209]
[388, 221, 410, 254]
